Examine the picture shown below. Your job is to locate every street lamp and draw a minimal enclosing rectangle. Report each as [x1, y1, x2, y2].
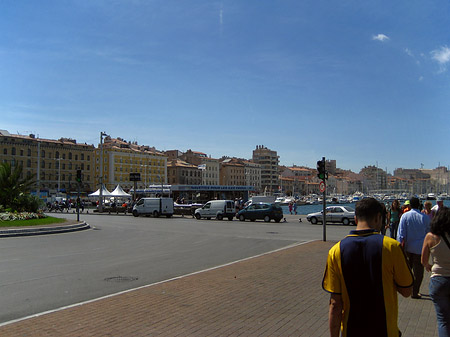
[99, 131, 109, 212]
[56, 158, 62, 196]
[141, 164, 148, 195]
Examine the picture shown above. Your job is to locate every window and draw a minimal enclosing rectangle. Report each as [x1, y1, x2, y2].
[12, 147, 16, 155]
[41, 160, 45, 168]
[62, 164, 65, 170]
[69, 152, 72, 160]
[41, 150, 44, 157]
[55, 151, 59, 159]
[81, 163, 84, 170]
[69, 163, 72, 170]
[3, 149, 7, 155]
[81, 154, 84, 160]
[62, 153, 66, 159]
[28, 149, 31, 156]
[75, 155, 78, 160]
[27, 159, 31, 167]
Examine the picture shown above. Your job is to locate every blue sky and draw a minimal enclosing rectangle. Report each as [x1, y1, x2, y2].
[2, 0, 449, 173]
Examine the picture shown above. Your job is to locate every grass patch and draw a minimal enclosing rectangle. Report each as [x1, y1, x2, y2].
[0, 216, 66, 228]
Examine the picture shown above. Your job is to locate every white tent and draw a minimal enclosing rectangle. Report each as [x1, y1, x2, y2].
[110, 185, 131, 197]
[88, 185, 113, 197]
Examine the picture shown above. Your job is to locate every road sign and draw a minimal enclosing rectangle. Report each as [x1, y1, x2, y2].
[130, 172, 141, 181]
[319, 181, 326, 193]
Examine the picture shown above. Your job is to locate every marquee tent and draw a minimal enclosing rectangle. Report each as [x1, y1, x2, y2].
[88, 185, 113, 197]
[110, 185, 131, 198]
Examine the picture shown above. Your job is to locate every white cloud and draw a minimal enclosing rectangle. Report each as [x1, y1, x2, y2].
[372, 34, 390, 42]
[431, 46, 450, 73]
[431, 46, 450, 71]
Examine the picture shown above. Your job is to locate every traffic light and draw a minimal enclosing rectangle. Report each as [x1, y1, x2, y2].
[317, 159, 327, 180]
[76, 169, 82, 183]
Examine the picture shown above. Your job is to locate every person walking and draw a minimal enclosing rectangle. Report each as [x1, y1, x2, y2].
[422, 201, 433, 221]
[323, 198, 413, 337]
[388, 199, 401, 239]
[432, 197, 444, 218]
[421, 207, 450, 337]
[397, 197, 431, 299]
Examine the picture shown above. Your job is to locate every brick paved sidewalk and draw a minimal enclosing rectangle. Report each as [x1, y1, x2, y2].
[0, 241, 438, 336]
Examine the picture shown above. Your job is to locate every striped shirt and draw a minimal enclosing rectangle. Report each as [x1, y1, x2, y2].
[323, 229, 413, 337]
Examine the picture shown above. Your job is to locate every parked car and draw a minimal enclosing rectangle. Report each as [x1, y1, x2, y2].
[306, 206, 355, 225]
[237, 203, 283, 223]
[194, 200, 235, 220]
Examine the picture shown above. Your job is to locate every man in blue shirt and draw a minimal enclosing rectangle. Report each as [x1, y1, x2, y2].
[397, 197, 430, 299]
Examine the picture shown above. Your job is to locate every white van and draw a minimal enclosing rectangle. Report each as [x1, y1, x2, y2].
[194, 200, 235, 221]
[132, 197, 174, 218]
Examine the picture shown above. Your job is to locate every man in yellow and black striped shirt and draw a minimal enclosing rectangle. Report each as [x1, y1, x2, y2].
[323, 198, 413, 337]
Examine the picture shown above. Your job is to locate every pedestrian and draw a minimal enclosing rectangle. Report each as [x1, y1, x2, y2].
[388, 199, 401, 239]
[401, 200, 411, 216]
[397, 197, 431, 299]
[421, 207, 450, 337]
[289, 201, 293, 215]
[293, 201, 298, 215]
[323, 198, 413, 337]
[422, 201, 433, 221]
[432, 197, 444, 218]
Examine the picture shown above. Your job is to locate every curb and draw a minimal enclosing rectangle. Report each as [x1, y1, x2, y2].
[0, 222, 91, 238]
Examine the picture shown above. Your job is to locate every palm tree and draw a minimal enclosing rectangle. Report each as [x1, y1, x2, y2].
[0, 162, 35, 210]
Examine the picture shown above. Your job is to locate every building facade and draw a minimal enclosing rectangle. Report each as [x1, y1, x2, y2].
[95, 137, 167, 191]
[167, 159, 202, 185]
[220, 158, 245, 186]
[252, 145, 280, 193]
[0, 130, 95, 195]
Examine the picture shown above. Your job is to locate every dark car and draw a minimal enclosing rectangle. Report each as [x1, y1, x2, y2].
[237, 202, 283, 223]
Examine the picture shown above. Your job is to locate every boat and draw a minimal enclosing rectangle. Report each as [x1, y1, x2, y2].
[427, 193, 437, 200]
[274, 196, 296, 206]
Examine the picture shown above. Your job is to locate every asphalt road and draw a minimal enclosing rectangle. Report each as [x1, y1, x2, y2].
[0, 213, 351, 324]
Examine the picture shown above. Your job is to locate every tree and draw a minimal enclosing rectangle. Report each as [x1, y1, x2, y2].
[0, 162, 36, 211]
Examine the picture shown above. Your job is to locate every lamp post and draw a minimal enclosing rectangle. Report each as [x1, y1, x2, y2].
[141, 164, 148, 194]
[56, 158, 62, 196]
[99, 131, 109, 212]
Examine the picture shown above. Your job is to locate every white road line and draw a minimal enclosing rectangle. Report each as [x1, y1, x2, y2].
[0, 240, 316, 328]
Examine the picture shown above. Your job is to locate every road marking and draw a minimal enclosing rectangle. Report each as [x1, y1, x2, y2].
[0, 240, 316, 328]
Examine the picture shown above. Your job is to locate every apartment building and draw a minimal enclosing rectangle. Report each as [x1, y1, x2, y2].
[220, 158, 245, 186]
[0, 130, 95, 195]
[242, 160, 261, 192]
[95, 137, 167, 191]
[180, 150, 220, 185]
[167, 159, 202, 185]
[252, 145, 280, 193]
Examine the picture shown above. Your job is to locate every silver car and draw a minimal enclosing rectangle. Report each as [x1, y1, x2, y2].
[307, 206, 355, 225]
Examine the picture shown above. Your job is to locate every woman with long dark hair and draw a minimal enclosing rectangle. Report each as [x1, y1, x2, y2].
[421, 207, 450, 337]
